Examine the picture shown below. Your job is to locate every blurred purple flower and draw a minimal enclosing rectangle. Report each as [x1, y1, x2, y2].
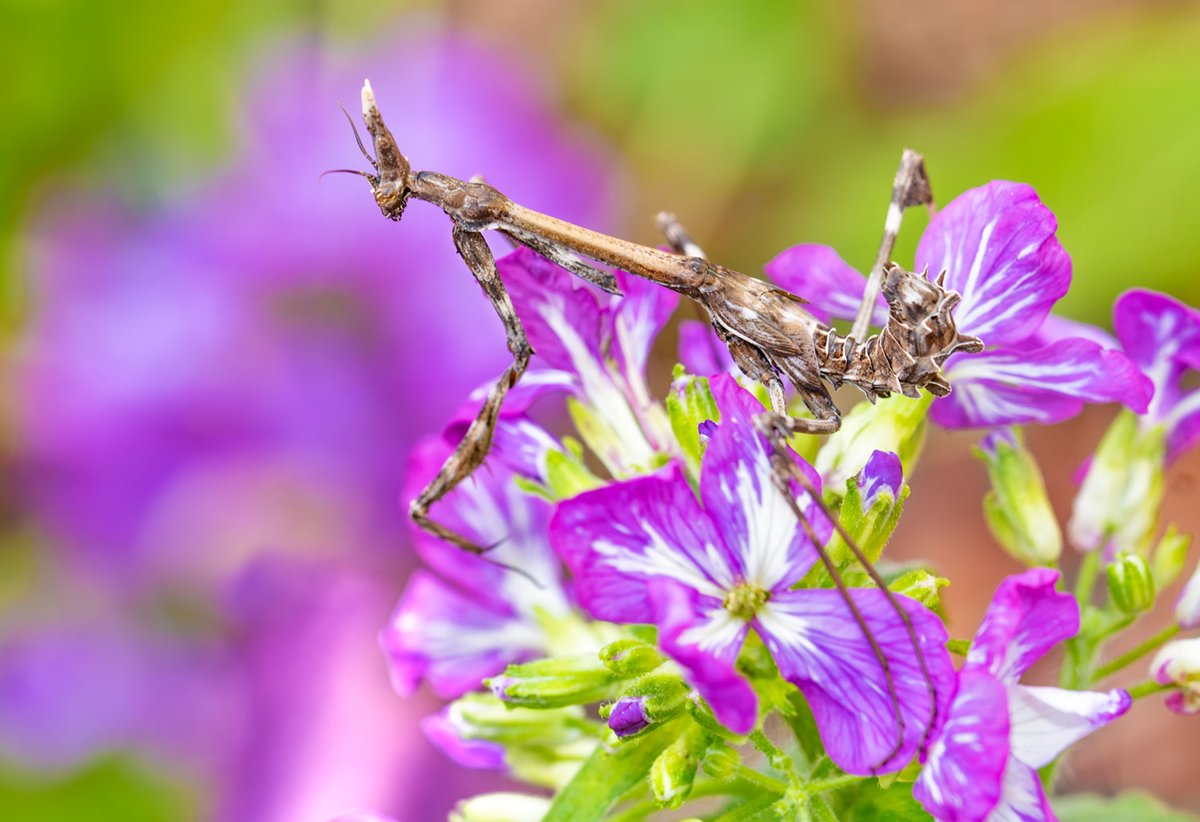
[914, 569, 1131, 822]
[1112, 289, 1200, 463]
[732, 182, 1151, 427]
[3, 25, 615, 822]
[550, 375, 953, 774]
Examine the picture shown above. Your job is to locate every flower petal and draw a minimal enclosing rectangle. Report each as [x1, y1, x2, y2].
[498, 247, 606, 375]
[379, 572, 543, 700]
[401, 436, 565, 615]
[701, 381, 823, 590]
[988, 757, 1056, 822]
[915, 182, 1070, 345]
[967, 569, 1078, 684]
[611, 269, 680, 393]
[755, 588, 954, 775]
[678, 320, 734, 377]
[549, 464, 739, 622]
[857, 450, 903, 510]
[420, 706, 507, 770]
[1167, 390, 1200, 464]
[1114, 288, 1200, 386]
[1007, 684, 1130, 769]
[932, 340, 1151, 429]
[1021, 313, 1118, 351]
[764, 244, 886, 327]
[649, 578, 756, 735]
[914, 668, 1010, 822]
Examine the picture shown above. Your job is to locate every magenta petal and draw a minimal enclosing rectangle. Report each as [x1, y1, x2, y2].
[608, 696, 652, 738]
[857, 450, 903, 509]
[379, 572, 542, 700]
[498, 247, 607, 375]
[611, 270, 680, 389]
[420, 707, 507, 770]
[764, 244, 885, 327]
[932, 339, 1152, 428]
[1007, 684, 1131, 769]
[698, 396, 818, 590]
[549, 464, 738, 623]
[678, 320, 733, 377]
[914, 668, 1010, 822]
[648, 578, 756, 735]
[990, 757, 1057, 822]
[1021, 313, 1118, 351]
[1167, 393, 1200, 464]
[400, 436, 562, 610]
[967, 569, 1078, 684]
[755, 588, 954, 775]
[1113, 289, 1200, 429]
[915, 181, 1070, 345]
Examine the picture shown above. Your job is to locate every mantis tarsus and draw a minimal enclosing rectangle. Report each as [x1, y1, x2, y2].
[345, 79, 983, 770]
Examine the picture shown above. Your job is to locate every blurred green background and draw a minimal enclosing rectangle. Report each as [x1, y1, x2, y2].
[2, 0, 1199, 818]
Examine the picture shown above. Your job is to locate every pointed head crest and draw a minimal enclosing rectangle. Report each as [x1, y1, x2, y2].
[357, 80, 412, 221]
[880, 263, 984, 397]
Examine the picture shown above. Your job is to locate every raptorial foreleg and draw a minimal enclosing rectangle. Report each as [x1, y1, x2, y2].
[409, 228, 532, 559]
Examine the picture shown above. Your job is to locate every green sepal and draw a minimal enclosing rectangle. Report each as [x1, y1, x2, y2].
[1152, 524, 1192, 590]
[973, 428, 1062, 567]
[488, 654, 622, 709]
[667, 368, 719, 477]
[599, 638, 667, 677]
[889, 569, 949, 613]
[650, 724, 706, 808]
[544, 437, 605, 499]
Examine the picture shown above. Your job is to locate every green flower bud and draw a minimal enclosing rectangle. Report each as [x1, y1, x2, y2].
[599, 638, 667, 677]
[1107, 551, 1156, 615]
[889, 569, 949, 612]
[1154, 524, 1192, 591]
[1069, 410, 1166, 556]
[701, 745, 742, 779]
[668, 369, 720, 477]
[973, 428, 1061, 567]
[450, 692, 587, 748]
[450, 793, 550, 822]
[651, 729, 704, 808]
[815, 393, 932, 495]
[488, 654, 620, 708]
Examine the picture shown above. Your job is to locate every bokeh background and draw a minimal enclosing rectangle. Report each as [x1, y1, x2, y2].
[2, 1, 1199, 819]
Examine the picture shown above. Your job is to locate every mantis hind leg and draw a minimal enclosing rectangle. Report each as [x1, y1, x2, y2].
[408, 228, 532, 571]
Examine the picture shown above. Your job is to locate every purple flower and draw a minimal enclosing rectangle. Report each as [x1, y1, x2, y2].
[760, 182, 1151, 428]
[1150, 638, 1200, 716]
[550, 375, 953, 774]
[420, 706, 508, 770]
[1112, 289, 1200, 463]
[914, 569, 1131, 822]
[498, 247, 679, 476]
[857, 450, 904, 510]
[381, 433, 569, 700]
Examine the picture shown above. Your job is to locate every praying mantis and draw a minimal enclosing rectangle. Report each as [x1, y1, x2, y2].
[342, 79, 983, 770]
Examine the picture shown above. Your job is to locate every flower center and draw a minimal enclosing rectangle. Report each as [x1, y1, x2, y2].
[723, 583, 770, 620]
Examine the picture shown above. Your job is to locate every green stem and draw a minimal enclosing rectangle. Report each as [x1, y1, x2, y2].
[711, 791, 784, 822]
[1074, 550, 1101, 609]
[735, 764, 789, 794]
[543, 722, 678, 822]
[607, 778, 757, 822]
[748, 728, 796, 783]
[1093, 624, 1179, 681]
[806, 773, 861, 794]
[1127, 679, 1173, 700]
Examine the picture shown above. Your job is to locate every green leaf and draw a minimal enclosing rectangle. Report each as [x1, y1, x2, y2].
[0, 755, 195, 822]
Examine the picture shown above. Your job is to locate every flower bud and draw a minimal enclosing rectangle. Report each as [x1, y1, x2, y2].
[599, 638, 667, 677]
[1107, 552, 1156, 614]
[888, 569, 949, 612]
[1156, 525, 1192, 594]
[815, 393, 932, 494]
[434, 693, 587, 750]
[833, 450, 907, 564]
[604, 673, 690, 738]
[450, 793, 551, 822]
[488, 654, 619, 708]
[1175, 568, 1200, 633]
[651, 732, 704, 808]
[1150, 638, 1200, 715]
[701, 745, 741, 779]
[1069, 410, 1166, 556]
[668, 370, 720, 476]
[973, 428, 1061, 567]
